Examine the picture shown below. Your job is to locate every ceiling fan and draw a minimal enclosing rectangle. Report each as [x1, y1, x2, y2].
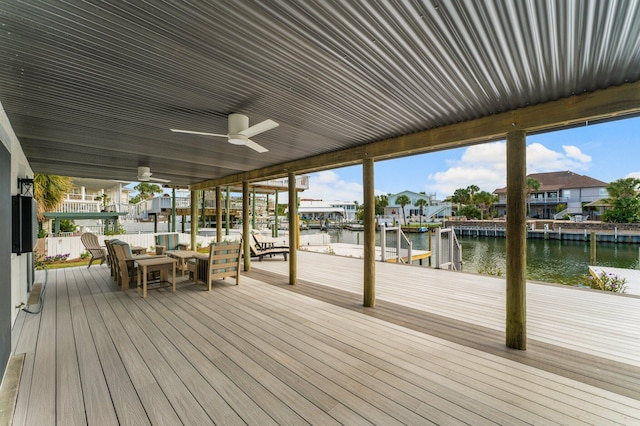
[137, 166, 170, 183]
[170, 113, 278, 153]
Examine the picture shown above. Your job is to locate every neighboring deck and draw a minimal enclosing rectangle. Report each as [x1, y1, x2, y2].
[589, 265, 640, 295]
[9, 251, 640, 425]
[301, 242, 432, 264]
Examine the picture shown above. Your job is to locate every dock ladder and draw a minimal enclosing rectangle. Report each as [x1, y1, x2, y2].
[379, 223, 412, 264]
[435, 227, 463, 270]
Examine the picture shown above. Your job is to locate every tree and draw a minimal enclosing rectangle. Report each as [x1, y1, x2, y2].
[395, 195, 411, 225]
[472, 191, 496, 220]
[451, 187, 471, 204]
[602, 177, 640, 223]
[33, 173, 73, 222]
[375, 194, 389, 216]
[526, 177, 541, 217]
[414, 198, 428, 226]
[133, 182, 162, 200]
[458, 204, 481, 219]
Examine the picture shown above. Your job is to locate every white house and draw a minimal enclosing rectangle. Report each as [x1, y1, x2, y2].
[384, 191, 452, 223]
[298, 199, 358, 222]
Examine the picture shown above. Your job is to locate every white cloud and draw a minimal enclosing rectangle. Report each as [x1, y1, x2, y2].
[563, 145, 592, 163]
[300, 171, 366, 203]
[627, 172, 640, 179]
[426, 141, 593, 197]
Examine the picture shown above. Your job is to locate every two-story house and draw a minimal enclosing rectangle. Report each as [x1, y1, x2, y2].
[384, 190, 451, 222]
[493, 171, 608, 219]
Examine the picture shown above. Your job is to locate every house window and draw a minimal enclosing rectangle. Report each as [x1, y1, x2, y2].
[563, 190, 571, 199]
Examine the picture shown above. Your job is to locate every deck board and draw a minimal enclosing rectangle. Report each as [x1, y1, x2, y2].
[9, 251, 640, 425]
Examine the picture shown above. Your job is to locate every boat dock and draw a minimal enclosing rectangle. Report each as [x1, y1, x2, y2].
[588, 265, 640, 295]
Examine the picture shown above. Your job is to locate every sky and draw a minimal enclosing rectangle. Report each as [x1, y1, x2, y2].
[299, 116, 640, 204]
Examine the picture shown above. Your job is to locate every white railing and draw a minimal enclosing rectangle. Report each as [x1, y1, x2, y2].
[379, 223, 412, 264]
[60, 201, 101, 213]
[435, 227, 463, 270]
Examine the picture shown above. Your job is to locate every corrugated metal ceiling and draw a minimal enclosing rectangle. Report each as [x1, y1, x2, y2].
[1, 0, 639, 186]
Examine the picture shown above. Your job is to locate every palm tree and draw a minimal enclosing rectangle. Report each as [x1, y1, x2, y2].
[34, 173, 73, 222]
[395, 194, 411, 225]
[472, 191, 495, 220]
[526, 177, 541, 217]
[414, 198, 428, 226]
[133, 182, 162, 200]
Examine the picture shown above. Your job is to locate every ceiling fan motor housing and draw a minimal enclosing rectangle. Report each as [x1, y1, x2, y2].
[228, 113, 249, 145]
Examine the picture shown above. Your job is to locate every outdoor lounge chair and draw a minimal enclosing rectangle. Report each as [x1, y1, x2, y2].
[80, 232, 107, 268]
[248, 234, 288, 261]
[252, 231, 288, 250]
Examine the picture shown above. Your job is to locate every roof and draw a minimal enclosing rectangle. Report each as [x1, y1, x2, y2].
[1, 1, 640, 187]
[494, 171, 608, 194]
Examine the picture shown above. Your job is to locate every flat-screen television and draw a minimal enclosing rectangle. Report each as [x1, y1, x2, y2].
[12, 195, 38, 255]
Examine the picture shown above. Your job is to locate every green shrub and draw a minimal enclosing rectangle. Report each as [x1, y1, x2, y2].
[580, 272, 626, 293]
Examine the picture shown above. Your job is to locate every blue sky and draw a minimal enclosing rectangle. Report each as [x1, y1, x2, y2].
[300, 116, 640, 203]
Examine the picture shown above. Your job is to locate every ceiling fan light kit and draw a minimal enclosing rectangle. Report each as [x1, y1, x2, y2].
[170, 113, 278, 153]
[137, 166, 170, 183]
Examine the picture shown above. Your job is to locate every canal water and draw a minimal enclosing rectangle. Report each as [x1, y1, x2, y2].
[312, 229, 640, 286]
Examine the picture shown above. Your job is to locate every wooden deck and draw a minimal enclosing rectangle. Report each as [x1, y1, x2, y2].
[9, 251, 640, 425]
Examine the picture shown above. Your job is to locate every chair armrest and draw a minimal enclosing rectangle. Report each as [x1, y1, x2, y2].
[156, 245, 166, 255]
[177, 243, 189, 250]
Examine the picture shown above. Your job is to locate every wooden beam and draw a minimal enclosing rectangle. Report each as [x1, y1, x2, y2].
[190, 82, 640, 190]
[288, 172, 297, 285]
[506, 130, 527, 350]
[242, 181, 250, 272]
[363, 159, 376, 307]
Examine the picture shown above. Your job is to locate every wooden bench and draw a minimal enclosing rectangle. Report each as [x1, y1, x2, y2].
[188, 240, 242, 291]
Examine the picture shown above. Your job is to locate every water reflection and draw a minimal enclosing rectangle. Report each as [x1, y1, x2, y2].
[309, 229, 640, 286]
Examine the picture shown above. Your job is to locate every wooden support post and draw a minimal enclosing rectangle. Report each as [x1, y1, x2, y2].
[363, 158, 376, 307]
[288, 172, 297, 285]
[215, 186, 222, 243]
[171, 188, 176, 232]
[252, 186, 256, 230]
[225, 186, 231, 236]
[274, 189, 279, 238]
[190, 190, 198, 252]
[590, 231, 597, 265]
[506, 130, 527, 350]
[200, 190, 206, 228]
[242, 181, 250, 272]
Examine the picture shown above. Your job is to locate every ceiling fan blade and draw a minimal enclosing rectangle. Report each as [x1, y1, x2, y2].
[170, 129, 227, 137]
[240, 119, 279, 138]
[244, 139, 269, 153]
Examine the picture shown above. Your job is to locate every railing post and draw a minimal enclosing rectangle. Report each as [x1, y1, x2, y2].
[435, 227, 441, 268]
[396, 226, 401, 263]
[449, 228, 455, 270]
[380, 222, 386, 262]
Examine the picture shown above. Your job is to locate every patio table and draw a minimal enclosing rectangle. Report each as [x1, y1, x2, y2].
[135, 257, 177, 298]
[166, 250, 199, 276]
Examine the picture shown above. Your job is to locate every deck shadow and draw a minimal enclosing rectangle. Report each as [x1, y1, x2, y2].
[247, 268, 640, 401]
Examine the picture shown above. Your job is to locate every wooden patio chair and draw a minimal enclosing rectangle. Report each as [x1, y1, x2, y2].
[111, 243, 155, 290]
[155, 233, 189, 255]
[187, 240, 242, 291]
[80, 232, 107, 268]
